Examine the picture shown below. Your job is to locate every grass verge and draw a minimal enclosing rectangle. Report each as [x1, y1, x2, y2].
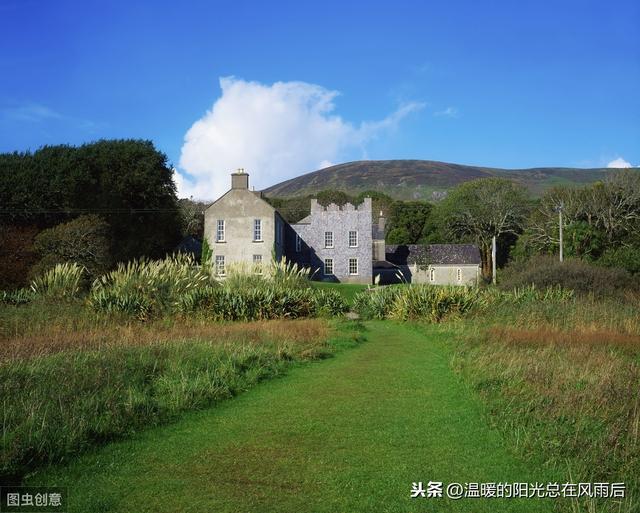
[451, 299, 640, 513]
[0, 317, 362, 483]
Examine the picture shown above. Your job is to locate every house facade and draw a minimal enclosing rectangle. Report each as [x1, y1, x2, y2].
[385, 244, 481, 286]
[203, 171, 285, 275]
[204, 171, 481, 286]
[285, 198, 373, 284]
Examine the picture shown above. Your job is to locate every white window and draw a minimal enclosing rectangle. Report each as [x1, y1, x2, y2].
[215, 255, 225, 276]
[253, 219, 262, 241]
[216, 220, 225, 242]
[324, 231, 334, 248]
[457, 268, 462, 282]
[430, 267, 435, 282]
[348, 230, 358, 247]
[295, 234, 301, 252]
[324, 258, 334, 275]
[253, 254, 263, 274]
[349, 258, 358, 275]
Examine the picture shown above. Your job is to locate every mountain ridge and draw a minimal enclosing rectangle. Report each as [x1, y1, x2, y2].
[263, 159, 618, 200]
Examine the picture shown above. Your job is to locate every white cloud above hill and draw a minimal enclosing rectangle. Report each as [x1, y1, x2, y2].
[175, 77, 424, 200]
[607, 157, 634, 168]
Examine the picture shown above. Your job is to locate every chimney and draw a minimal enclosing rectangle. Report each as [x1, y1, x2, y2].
[231, 168, 249, 190]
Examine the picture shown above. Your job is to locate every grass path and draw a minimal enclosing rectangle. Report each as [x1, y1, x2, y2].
[28, 322, 556, 512]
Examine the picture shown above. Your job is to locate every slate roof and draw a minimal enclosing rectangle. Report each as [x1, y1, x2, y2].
[385, 244, 481, 266]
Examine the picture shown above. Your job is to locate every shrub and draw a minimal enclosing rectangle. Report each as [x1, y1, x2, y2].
[353, 286, 402, 319]
[0, 224, 40, 290]
[311, 289, 349, 317]
[390, 285, 487, 321]
[0, 288, 35, 305]
[598, 245, 640, 275]
[31, 215, 111, 281]
[176, 286, 345, 321]
[89, 254, 214, 317]
[30, 262, 85, 299]
[353, 283, 574, 321]
[353, 285, 486, 322]
[499, 255, 639, 298]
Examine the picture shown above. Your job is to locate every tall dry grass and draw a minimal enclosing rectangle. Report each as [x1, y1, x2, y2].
[453, 297, 640, 513]
[0, 317, 329, 362]
[0, 311, 353, 482]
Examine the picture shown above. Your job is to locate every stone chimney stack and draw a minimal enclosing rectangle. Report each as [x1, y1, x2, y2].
[231, 168, 249, 190]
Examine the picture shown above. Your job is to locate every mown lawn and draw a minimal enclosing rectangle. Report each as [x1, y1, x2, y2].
[27, 322, 555, 512]
[310, 281, 369, 306]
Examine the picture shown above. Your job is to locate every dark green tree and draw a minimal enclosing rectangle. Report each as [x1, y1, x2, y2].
[0, 139, 182, 265]
[385, 201, 433, 244]
[31, 215, 111, 280]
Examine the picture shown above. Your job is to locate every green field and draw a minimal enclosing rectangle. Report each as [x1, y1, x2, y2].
[3, 277, 638, 512]
[310, 281, 369, 305]
[26, 322, 554, 512]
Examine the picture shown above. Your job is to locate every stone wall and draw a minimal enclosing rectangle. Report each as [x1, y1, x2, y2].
[286, 198, 373, 284]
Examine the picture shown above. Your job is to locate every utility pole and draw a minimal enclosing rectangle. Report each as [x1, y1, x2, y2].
[557, 202, 564, 263]
[491, 235, 497, 285]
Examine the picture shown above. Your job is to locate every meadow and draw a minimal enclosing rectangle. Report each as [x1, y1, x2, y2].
[1, 258, 638, 512]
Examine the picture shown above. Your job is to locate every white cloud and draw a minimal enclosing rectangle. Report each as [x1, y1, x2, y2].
[606, 157, 633, 168]
[434, 106, 459, 118]
[176, 77, 424, 200]
[1, 102, 63, 123]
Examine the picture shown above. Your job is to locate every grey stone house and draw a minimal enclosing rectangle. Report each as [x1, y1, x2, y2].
[204, 170, 481, 286]
[285, 198, 374, 284]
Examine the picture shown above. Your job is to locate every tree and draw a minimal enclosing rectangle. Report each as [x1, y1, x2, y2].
[31, 215, 111, 280]
[385, 201, 433, 244]
[518, 170, 640, 261]
[435, 178, 529, 278]
[178, 198, 208, 239]
[0, 140, 182, 266]
[386, 227, 411, 245]
[0, 224, 40, 289]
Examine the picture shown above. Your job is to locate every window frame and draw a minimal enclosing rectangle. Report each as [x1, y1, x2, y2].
[348, 257, 358, 275]
[215, 255, 225, 276]
[253, 218, 262, 242]
[216, 219, 225, 242]
[253, 254, 263, 274]
[348, 230, 358, 248]
[324, 258, 334, 275]
[324, 231, 334, 249]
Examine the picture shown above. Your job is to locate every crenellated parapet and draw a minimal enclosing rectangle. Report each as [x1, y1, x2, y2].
[310, 197, 372, 213]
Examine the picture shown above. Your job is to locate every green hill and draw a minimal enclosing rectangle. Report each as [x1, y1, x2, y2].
[263, 160, 616, 200]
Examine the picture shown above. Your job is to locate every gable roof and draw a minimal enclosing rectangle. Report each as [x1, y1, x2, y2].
[204, 187, 277, 215]
[386, 244, 481, 266]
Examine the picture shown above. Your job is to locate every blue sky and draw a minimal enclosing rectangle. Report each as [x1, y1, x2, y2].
[1, 0, 638, 198]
